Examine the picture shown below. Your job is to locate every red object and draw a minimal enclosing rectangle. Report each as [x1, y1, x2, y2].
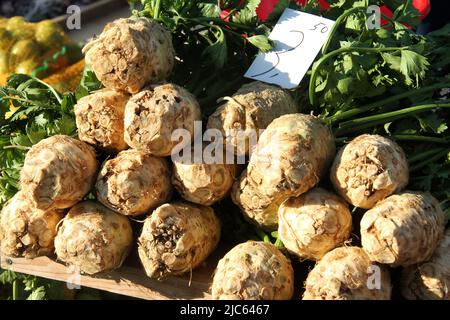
[413, 0, 431, 20]
[255, 0, 430, 22]
[220, 8, 232, 21]
[255, 0, 278, 21]
[380, 5, 393, 26]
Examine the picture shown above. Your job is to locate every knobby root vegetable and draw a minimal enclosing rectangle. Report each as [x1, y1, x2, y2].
[171, 150, 237, 206]
[232, 114, 336, 230]
[401, 228, 450, 300]
[96, 149, 172, 216]
[278, 187, 352, 260]
[207, 82, 298, 156]
[84, 17, 175, 93]
[360, 191, 447, 266]
[54, 201, 133, 275]
[0, 191, 64, 258]
[20, 135, 98, 210]
[303, 247, 392, 300]
[138, 202, 220, 279]
[75, 89, 129, 152]
[330, 134, 409, 209]
[211, 241, 294, 300]
[124, 83, 201, 157]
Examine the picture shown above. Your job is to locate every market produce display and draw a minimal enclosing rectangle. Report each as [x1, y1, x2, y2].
[124, 83, 201, 156]
[20, 135, 98, 211]
[84, 17, 175, 94]
[401, 227, 450, 300]
[330, 134, 409, 209]
[74, 88, 130, 152]
[207, 81, 298, 156]
[138, 202, 220, 279]
[172, 154, 237, 206]
[211, 241, 294, 300]
[360, 191, 447, 266]
[1, 0, 450, 301]
[0, 191, 64, 258]
[278, 187, 352, 260]
[232, 114, 336, 230]
[54, 201, 133, 275]
[96, 149, 172, 216]
[303, 247, 392, 300]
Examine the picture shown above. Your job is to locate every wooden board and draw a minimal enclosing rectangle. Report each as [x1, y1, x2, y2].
[0, 251, 221, 300]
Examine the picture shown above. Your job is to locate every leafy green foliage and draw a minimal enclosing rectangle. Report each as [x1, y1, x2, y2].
[76, 66, 102, 100]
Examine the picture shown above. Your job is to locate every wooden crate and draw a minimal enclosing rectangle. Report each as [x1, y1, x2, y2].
[0, 248, 224, 300]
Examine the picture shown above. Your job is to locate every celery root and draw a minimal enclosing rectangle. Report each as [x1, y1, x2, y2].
[330, 134, 409, 209]
[96, 149, 172, 216]
[278, 188, 352, 260]
[401, 228, 450, 300]
[360, 191, 447, 266]
[303, 247, 392, 300]
[171, 151, 237, 206]
[54, 201, 133, 275]
[207, 82, 298, 156]
[84, 17, 175, 93]
[124, 83, 201, 157]
[212, 241, 294, 300]
[138, 202, 220, 279]
[20, 135, 98, 210]
[0, 191, 64, 258]
[75, 89, 129, 152]
[232, 114, 335, 230]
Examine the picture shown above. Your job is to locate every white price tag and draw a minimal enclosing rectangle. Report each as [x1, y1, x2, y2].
[244, 8, 335, 89]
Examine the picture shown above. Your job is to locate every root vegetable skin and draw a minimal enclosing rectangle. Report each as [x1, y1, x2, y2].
[303, 247, 392, 300]
[124, 83, 201, 157]
[54, 201, 133, 275]
[20, 135, 98, 210]
[138, 202, 220, 279]
[232, 114, 336, 231]
[278, 188, 352, 260]
[172, 158, 237, 206]
[360, 191, 446, 267]
[0, 192, 64, 258]
[401, 228, 450, 300]
[207, 82, 298, 155]
[211, 241, 294, 300]
[85, 17, 175, 93]
[330, 134, 409, 209]
[96, 149, 172, 216]
[75, 89, 129, 152]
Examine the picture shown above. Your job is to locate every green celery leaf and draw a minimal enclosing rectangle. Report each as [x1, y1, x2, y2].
[400, 50, 429, 86]
[201, 28, 228, 69]
[54, 115, 77, 136]
[10, 134, 32, 147]
[199, 2, 221, 18]
[417, 113, 448, 134]
[247, 35, 272, 52]
[26, 122, 47, 144]
[27, 286, 47, 300]
[233, 0, 261, 25]
[233, 8, 258, 25]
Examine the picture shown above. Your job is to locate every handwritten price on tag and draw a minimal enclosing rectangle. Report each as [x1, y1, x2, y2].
[245, 9, 335, 89]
